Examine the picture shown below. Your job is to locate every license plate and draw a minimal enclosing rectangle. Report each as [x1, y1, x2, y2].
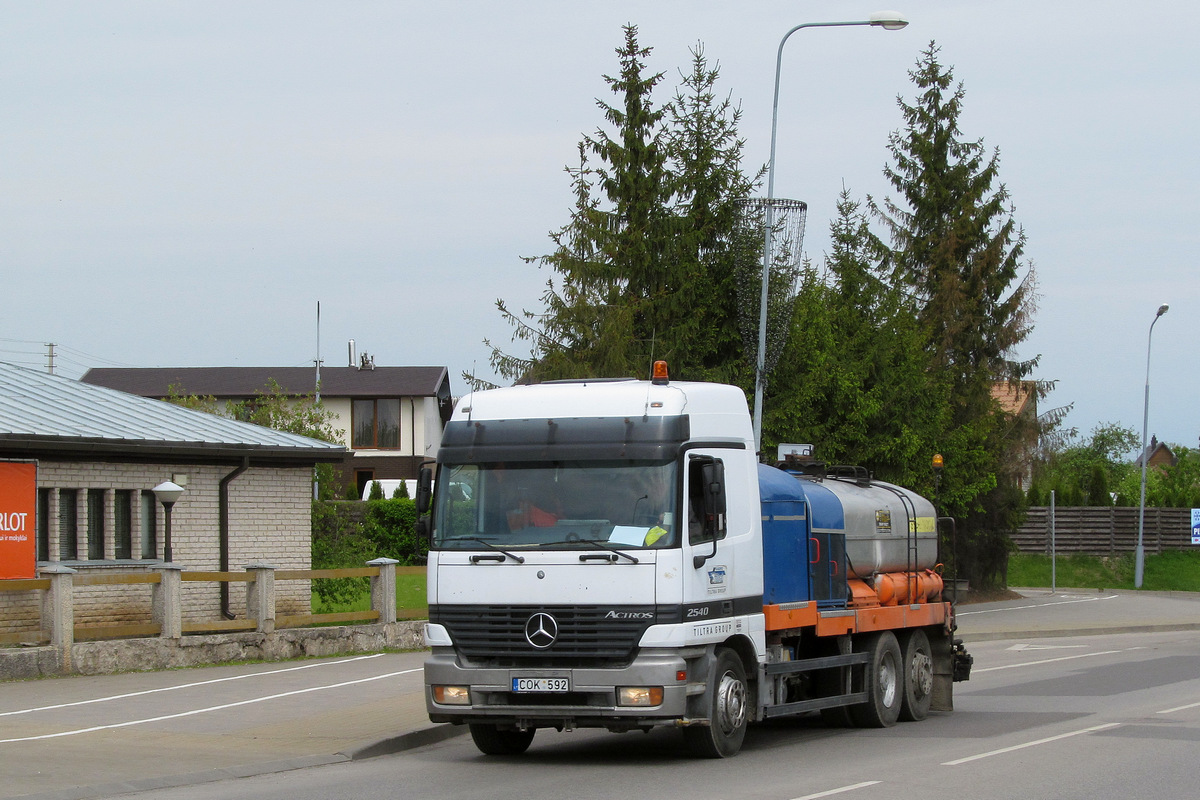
[512, 677, 570, 693]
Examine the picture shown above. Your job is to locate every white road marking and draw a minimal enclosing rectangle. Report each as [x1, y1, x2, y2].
[942, 723, 1121, 766]
[0, 657, 408, 719]
[957, 595, 1118, 616]
[789, 781, 882, 800]
[0, 653, 390, 718]
[1006, 643, 1088, 651]
[973, 647, 1143, 673]
[0, 666, 423, 743]
[1159, 700, 1200, 714]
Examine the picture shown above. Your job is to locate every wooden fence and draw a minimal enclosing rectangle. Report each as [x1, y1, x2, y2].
[1011, 506, 1194, 555]
[0, 562, 426, 647]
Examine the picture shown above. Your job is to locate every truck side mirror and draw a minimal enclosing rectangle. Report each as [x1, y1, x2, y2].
[416, 464, 434, 514]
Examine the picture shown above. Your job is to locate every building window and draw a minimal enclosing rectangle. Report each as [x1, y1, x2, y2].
[37, 488, 50, 561]
[140, 490, 157, 559]
[352, 398, 401, 449]
[59, 489, 78, 561]
[87, 489, 106, 560]
[115, 490, 133, 560]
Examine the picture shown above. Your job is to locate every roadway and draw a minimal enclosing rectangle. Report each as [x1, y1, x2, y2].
[1, 588, 1198, 800]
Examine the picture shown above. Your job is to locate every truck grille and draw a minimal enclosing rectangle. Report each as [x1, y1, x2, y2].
[430, 605, 656, 665]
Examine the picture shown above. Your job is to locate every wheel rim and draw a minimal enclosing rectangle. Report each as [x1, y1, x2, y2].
[879, 652, 898, 708]
[715, 670, 747, 735]
[910, 649, 933, 698]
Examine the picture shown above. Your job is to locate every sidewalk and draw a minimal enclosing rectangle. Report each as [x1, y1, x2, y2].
[3, 589, 1197, 800]
[955, 587, 1200, 641]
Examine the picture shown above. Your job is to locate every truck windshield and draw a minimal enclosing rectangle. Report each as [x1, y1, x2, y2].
[432, 459, 678, 550]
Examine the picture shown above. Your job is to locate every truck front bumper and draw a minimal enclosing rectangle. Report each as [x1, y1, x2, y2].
[424, 647, 698, 731]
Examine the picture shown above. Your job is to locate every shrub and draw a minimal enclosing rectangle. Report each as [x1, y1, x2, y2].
[311, 501, 373, 604]
[364, 498, 425, 564]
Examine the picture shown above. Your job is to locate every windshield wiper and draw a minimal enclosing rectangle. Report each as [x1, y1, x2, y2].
[439, 536, 525, 564]
[546, 538, 639, 564]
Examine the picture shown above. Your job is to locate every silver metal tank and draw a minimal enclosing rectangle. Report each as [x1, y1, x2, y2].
[801, 474, 938, 577]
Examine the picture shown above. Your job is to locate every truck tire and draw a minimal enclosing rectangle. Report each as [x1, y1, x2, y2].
[899, 628, 933, 722]
[849, 631, 902, 728]
[468, 723, 535, 755]
[682, 648, 748, 758]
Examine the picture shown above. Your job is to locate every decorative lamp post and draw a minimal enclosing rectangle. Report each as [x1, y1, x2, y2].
[752, 11, 909, 452]
[1134, 303, 1169, 588]
[152, 480, 185, 563]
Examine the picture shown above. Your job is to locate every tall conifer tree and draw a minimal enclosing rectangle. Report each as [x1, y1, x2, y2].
[872, 43, 1040, 587]
[484, 29, 760, 385]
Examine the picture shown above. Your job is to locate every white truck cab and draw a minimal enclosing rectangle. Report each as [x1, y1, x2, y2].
[421, 370, 967, 757]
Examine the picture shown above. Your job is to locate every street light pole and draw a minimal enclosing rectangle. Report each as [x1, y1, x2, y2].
[752, 11, 909, 453]
[1134, 303, 1169, 588]
[153, 480, 185, 564]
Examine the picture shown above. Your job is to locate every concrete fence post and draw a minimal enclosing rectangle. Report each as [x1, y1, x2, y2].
[39, 564, 76, 670]
[153, 563, 185, 639]
[367, 558, 399, 624]
[245, 563, 277, 633]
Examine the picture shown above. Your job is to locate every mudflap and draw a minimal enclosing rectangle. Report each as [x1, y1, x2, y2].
[929, 628, 955, 713]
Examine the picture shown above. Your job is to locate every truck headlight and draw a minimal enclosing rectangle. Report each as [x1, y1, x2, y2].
[432, 685, 471, 705]
[617, 686, 663, 707]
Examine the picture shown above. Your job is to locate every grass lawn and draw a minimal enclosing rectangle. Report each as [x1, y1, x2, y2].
[1007, 549, 1200, 593]
[311, 572, 427, 618]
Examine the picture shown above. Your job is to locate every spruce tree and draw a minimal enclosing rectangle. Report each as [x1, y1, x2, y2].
[484, 29, 760, 386]
[663, 45, 762, 384]
[872, 43, 1040, 588]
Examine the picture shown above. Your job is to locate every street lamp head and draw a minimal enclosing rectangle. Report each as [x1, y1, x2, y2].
[1156, 303, 1169, 317]
[869, 11, 909, 30]
[152, 480, 185, 508]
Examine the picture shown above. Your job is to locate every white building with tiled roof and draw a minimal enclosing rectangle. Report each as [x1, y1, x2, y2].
[0, 362, 346, 638]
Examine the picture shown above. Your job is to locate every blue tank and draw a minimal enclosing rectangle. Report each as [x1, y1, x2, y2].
[758, 463, 937, 607]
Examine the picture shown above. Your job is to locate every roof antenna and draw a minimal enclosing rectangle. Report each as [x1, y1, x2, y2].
[314, 301, 322, 402]
[467, 361, 476, 422]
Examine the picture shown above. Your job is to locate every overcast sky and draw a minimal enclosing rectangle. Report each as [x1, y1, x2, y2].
[3, 1, 1196, 455]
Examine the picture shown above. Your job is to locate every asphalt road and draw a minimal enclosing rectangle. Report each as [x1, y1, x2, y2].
[73, 630, 1200, 800]
[2, 588, 1198, 800]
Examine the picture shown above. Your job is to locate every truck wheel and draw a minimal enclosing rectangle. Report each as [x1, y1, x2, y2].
[682, 648, 748, 758]
[849, 631, 902, 728]
[468, 723, 535, 755]
[899, 629, 933, 722]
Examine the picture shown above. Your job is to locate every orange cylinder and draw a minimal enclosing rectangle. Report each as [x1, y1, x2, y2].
[871, 570, 944, 605]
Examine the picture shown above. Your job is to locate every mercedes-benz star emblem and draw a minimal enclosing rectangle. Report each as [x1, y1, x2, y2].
[525, 612, 558, 649]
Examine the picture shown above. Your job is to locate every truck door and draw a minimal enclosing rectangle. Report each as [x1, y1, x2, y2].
[680, 449, 760, 620]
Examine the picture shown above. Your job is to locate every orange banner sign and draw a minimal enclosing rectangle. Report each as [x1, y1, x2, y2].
[0, 462, 37, 580]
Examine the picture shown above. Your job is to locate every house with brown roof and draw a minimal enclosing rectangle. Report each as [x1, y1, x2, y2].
[1136, 436, 1177, 471]
[82, 364, 452, 498]
[991, 381, 1038, 489]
